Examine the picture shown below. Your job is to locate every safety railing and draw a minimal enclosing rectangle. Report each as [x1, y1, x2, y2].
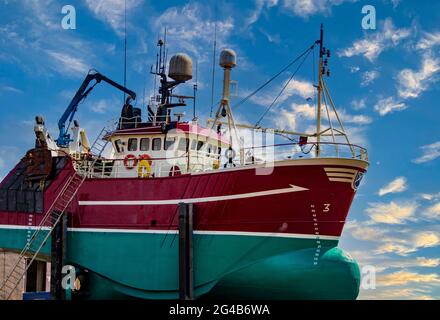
[72, 142, 368, 179]
[242, 142, 368, 165]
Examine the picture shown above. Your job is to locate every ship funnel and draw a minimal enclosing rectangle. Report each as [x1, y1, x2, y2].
[220, 49, 237, 69]
[168, 53, 193, 82]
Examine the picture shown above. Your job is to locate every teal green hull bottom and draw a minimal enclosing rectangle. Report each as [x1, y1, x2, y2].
[0, 228, 360, 300]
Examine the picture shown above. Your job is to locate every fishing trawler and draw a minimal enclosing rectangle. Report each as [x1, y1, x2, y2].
[0, 26, 368, 300]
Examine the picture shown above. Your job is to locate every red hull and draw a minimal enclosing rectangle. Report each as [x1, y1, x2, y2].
[0, 157, 368, 239]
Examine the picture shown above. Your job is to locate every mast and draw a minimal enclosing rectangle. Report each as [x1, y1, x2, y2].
[316, 24, 324, 157]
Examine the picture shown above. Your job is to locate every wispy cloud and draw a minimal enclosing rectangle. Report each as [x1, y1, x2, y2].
[374, 96, 407, 116]
[397, 54, 440, 99]
[378, 177, 408, 196]
[282, 0, 356, 18]
[425, 202, 440, 220]
[416, 31, 440, 51]
[413, 141, 440, 164]
[84, 0, 142, 37]
[365, 201, 417, 224]
[338, 18, 411, 62]
[361, 70, 380, 86]
[378, 270, 440, 286]
[152, 3, 234, 62]
[375, 231, 440, 256]
[46, 50, 90, 76]
[0, 85, 23, 94]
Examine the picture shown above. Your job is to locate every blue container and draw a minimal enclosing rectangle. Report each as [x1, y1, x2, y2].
[22, 292, 52, 300]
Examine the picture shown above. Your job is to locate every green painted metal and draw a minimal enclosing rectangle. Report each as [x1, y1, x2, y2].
[0, 228, 359, 300]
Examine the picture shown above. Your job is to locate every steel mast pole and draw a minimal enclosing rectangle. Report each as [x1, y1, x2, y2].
[316, 24, 324, 157]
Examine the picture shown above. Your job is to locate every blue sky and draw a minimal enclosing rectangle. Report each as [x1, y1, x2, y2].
[1, 0, 440, 299]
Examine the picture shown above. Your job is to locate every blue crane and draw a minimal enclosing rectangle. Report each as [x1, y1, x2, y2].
[56, 69, 137, 147]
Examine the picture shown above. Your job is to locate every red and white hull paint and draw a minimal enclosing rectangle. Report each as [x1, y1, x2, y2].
[0, 157, 367, 238]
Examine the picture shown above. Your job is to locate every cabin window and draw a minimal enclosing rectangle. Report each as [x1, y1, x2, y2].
[140, 138, 150, 151]
[218, 147, 222, 155]
[114, 139, 123, 153]
[164, 137, 176, 150]
[207, 144, 213, 154]
[190, 139, 197, 150]
[213, 146, 218, 154]
[152, 138, 162, 151]
[128, 138, 138, 151]
[178, 138, 190, 152]
[197, 141, 204, 150]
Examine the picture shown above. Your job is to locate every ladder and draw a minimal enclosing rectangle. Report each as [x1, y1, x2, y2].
[0, 126, 112, 300]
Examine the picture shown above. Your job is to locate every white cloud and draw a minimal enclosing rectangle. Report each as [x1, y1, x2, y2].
[413, 231, 440, 248]
[351, 98, 366, 110]
[350, 66, 360, 73]
[365, 201, 417, 224]
[374, 231, 440, 256]
[282, 0, 355, 18]
[378, 177, 408, 196]
[397, 55, 440, 99]
[46, 50, 90, 76]
[413, 141, 440, 164]
[374, 96, 407, 116]
[361, 70, 380, 86]
[246, 0, 279, 27]
[338, 18, 411, 62]
[273, 103, 315, 130]
[0, 85, 23, 94]
[84, 0, 142, 36]
[351, 226, 386, 241]
[375, 243, 417, 256]
[152, 3, 234, 62]
[250, 78, 315, 107]
[378, 270, 440, 286]
[416, 32, 440, 51]
[425, 202, 440, 220]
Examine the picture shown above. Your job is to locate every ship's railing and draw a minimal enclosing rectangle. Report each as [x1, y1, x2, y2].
[73, 150, 221, 179]
[241, 142, 368, 165]
[72, 142, 367, 179]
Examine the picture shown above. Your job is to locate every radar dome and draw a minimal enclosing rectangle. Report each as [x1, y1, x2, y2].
[220, 49, 237, 68]
[168, 53, 193, 82]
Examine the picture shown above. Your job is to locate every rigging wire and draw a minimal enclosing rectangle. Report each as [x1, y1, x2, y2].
[254, 47, 313, 128]
[232, 42, 316, 110]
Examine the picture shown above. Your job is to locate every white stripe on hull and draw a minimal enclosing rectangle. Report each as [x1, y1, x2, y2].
[78, 184, 309, 206]
[0, 224, 339, 241]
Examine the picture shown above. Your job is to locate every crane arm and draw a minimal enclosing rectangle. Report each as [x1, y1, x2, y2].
[56, 69, 136, 147]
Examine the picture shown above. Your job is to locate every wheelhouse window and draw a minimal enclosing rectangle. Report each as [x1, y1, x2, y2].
[128, 138, 138, 151]
[152, 138, 162, 151]
[178, 138, 189, 152]
[190, 139, 197, 150]
[196, 141, 204, 150]
[114, 139, 123, 153]
[164, 137, 176, 150]
[140, 138, 150, 151]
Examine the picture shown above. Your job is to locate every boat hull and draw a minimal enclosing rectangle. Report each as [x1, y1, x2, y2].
[0, 156, 367, 299]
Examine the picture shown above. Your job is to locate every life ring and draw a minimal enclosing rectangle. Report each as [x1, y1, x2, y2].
[138, 159, 152, 178]
[139, 154, 152, 165]
[123, 154, 138, 169]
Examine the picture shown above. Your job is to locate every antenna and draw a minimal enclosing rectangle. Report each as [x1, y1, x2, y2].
[210, 6, 218, 118]
[316, 23, 324, 157]
[193, 60, 198, 119]
[123, 0, 127, 103]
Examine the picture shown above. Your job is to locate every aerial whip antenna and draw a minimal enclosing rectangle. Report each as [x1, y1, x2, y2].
[123, 0, 127, 103]
[210, 6, 218, 118]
